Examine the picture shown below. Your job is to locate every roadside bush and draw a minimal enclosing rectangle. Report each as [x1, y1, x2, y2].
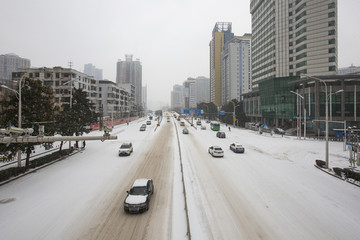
[343, 168, 360, 181]
[315, 160, 326, 168]
[0, 149, 70, 183]
[333, 167, 344, 177]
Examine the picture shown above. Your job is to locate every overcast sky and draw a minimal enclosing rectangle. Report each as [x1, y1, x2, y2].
[1, 0, 359, 109]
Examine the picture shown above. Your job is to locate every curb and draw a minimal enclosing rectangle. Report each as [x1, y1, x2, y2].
[314, 164, 360, 188]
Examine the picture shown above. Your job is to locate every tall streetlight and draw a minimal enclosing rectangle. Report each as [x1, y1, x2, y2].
[290, 90, 306, 139]
[302, 74, 343, 168]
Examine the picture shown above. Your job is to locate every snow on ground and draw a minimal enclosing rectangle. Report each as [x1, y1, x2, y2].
[178, 119, 360, 239]
[0, 115, 360, 240]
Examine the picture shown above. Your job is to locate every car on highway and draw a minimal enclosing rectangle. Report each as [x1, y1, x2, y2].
[146, 120, 151, 125]
[180, 120, 185, 126]
[201, 125, 206, 130]
[229, 143, 245, 153]
[140, 124, 146, 131]
[118, 142, 133, 156]
[208, 145, 224, 157]
[124, 178, 154, 213]
[216, 131, 226, 138]
[183, 128, 189, 134]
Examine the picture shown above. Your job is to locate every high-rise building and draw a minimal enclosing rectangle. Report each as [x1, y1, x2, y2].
[183, 77, 210, 109]
[250, 0, 337, 87]
[210, 22, 234, 106]
[244, 0, 338, 126]
[171, 84, 184, 110]
[142, 85, 147, 112]
[195, 76, 210, 104]
[221, 34, 252, 104]
[116, 55, 142, 107]
[0, 53, 30, 80]
[84, 63, 103, 80]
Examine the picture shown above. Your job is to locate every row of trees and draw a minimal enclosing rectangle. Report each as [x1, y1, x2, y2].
[0, 78, 99, 168]
[195, 99, 249, 127]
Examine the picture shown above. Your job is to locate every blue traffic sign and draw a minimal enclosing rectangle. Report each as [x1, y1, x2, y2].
[219, 111, 225, 115]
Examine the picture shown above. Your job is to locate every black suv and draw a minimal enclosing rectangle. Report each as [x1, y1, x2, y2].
[124, 178, 154, 213]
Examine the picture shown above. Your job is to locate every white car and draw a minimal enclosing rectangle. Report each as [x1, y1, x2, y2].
[229, 143, 245, 153]
[118, 142, 133, 156]
[208, 145, 224, 157]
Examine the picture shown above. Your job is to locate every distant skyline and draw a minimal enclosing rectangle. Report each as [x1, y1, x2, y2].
[1, 0, 359, 110]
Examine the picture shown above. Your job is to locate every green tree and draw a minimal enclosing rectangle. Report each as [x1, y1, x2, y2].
[55, 88, 99, 152]
[197, 102, 218, 120]
[0, 78, 58, 167]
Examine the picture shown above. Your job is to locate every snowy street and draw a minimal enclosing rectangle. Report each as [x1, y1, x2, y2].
[0, 115, 360, 240]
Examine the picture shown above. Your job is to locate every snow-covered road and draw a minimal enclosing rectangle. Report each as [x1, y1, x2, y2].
[0, 114, 360, 240]
[179, 119, 360, 239]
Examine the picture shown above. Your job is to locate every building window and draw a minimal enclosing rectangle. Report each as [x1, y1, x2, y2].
[289, 3, 293, 8]
[295, 0, 302, 5]
[289, 34, 293, 39]
[328, 12, 335, 17]
[289, 57, 293, 61]
[328, 20, 335, 27]
[296, 19, 306, 29]
[296, 69, 307, 76]
[35, 72, 40, 77]
[296, 61, 307, 68]
[296, 27, 306, 37]
[329, 38, 336, 44]
[329, 30, 336, 35]
[329, 66, 336, 71]
[329, 57, 336, 62]
[289, 12, 293, 17]
[328, 48, 336, 53]
[296, 52, 307, 60]
[296, 11, 306, 21]
[289, 65, 294, 69]
[328, 2, 335, 9]
[289, 49, 293, 54]
[296, 44, 307, 52]
[295, 3, 306, 14]
[296, 35, 307, 45]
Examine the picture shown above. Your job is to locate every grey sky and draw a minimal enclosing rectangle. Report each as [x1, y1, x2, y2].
[1, 0, 359, 109]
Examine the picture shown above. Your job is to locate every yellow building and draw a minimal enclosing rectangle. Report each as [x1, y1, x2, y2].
[209, 22, 234, 106]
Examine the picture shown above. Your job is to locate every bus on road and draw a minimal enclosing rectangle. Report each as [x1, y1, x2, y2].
[210, 121, 220, 131]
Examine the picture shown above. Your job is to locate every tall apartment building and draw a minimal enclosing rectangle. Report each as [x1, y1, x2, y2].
[250, 0, 337, 87]
[171, 84, 184, 110]
[0, 53, 30, 80]
[245, 0, 338, 126]
[221, 34, 252, 104]
[84, 63, 103, 80]
[142, 85, 147, 112]
[183, 77, 210, 109]
[116, 55, 142, 108]
[210, 22, 234, 106]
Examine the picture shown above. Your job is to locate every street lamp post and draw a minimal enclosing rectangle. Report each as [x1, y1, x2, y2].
[302, 74, 343, 169]
[1, 72, 28, 167]
[290, 91, 305, 139]
[230, 100, 238, 127]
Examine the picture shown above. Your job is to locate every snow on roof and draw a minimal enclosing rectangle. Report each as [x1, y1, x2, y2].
[132, 178, 150, 187]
